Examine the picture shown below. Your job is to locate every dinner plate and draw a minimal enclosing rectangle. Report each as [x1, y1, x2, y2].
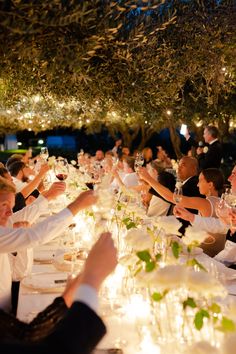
[53, 249, 87, 272]
[22, 272, 68, 293]
[33, 250, 58, 264]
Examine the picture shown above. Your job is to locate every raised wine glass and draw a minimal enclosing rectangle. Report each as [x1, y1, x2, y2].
[173, 185, 183, 204]
[54, 158, 69, 181]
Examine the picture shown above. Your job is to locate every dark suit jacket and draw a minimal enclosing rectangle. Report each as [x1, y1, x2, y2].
[178, 175, 205, 234]
[198, 140, 222, 170]
[0, 302, 106, 354]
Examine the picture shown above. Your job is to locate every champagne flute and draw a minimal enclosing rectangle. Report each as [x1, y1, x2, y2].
[134, 152, 144, 172]
[54, 158, 69, 181]
[173, 185, 183, 204]
[40, 147, 49, 161]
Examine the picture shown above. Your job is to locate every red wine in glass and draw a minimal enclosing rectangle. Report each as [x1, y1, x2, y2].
[56, 173, 68, 181]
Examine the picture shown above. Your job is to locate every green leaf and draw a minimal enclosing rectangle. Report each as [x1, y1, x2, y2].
[209, 303, 221, 314]
[133, 265, 143, 277]
[155, 253, 162, 261]
[194, 309, 210, 330]
[219, 317, 236, 332]
[145, 261, 155, 272]
[117, 204, 122, 211]
[171, 241, 181, 259]
[126, 221, 136, 230]
[136, 250, 151, 262]
[152, 292, 163, 302]
[122, 217, 137, 230]
[183, 297, 197, 309]
[186, 258, 207, 272]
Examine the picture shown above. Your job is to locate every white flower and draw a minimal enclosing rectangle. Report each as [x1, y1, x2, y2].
[70, 160, 77, 166]
[182, 226, 208, 246]
[186, 269, 226, 297]
[171, 159, 178, 171]
[136, 265, 188, 289]
[203, 146, 208, 153]
[155, 216, 182, 235]
[125, 228, 153, 250]
[175, 181, 183, 189]
[153, 264, 188, 289]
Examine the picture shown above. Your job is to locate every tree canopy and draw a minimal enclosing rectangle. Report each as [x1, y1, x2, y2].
[0, 0, 235, 152]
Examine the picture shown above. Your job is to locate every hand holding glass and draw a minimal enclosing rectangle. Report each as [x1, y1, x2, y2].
[173, 186, 183, 204]
[54, 158, 69, 181]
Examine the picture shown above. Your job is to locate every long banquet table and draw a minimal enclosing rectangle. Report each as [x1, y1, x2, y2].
[16, 241, 236, 354]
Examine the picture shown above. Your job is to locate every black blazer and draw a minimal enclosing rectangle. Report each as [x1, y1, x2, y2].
[198, 140, 222, 170]
[0, 302, 106, 354]
[178, 175, 205, 234]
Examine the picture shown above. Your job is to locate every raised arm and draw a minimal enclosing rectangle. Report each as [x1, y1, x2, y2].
[138, 167, 212, 216]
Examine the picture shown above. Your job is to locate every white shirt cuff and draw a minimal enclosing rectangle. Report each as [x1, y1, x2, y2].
[74, 284, 98, 313]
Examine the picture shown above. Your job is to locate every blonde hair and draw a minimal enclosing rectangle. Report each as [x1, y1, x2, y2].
[0, 176, 16, 193]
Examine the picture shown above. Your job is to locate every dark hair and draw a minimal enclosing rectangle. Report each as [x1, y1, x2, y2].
[8, 161, 26, 177]
[6, 156, 22, 169]
[201, 168, 224, 195]
[157, 171, 176, 192]
[123, 156, 135, 171]
[0, 167, 8, 177]
[205, 125, 219, 139]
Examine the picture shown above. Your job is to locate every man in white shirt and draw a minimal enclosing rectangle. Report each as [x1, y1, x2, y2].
[0, 232, 118, 354]
[0, 179, 97, 312]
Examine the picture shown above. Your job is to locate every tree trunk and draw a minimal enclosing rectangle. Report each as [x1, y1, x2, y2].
[138, 125, 155, 150]
[168, 119, 182, 159]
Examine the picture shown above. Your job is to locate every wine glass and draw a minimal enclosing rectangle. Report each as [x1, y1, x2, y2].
[40, 147, 49, 161]
[54, 158, 69, 181]
[173, 185, 183, 204]
[134, 152, 144, 172]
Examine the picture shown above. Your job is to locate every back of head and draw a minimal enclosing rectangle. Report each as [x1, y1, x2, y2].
[8, 161, 25, 177]
[180, 156, 199, 178]
[157, 171, 176, 192]
[0, 167, 8, 177]
[0, 176, 16, 194]
[201, 168, 224, 195]
[6, 155, 23, 169]
[150, 160, 165, 174]
[205, 125, 219, 139]
[123, 156, 135, 171]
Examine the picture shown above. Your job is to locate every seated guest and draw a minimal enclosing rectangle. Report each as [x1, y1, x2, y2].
[120, 156, 139, 188]
[111, 138, 122, 157]
[142, 147, 153, 167]
[138, 167, 226, 256]
[8, 161, 49, 202]
[122, 146, 130, 156]
[0, 169, 26, 212]
[155, 146, 172, 169]
[0, 178, 97, 312]
[147, 170, 176, 217]
[0, 232, 117, 354]
[174, 164, 236, 243]
[94, 150, 104, 162]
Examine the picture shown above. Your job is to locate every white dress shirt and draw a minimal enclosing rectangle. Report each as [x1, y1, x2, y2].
[75, 284, 98, 313]
[147, 195, 171, 217]
[122, 172, 139, 188]
[0, 195, 74, 312]
[12, 176, 27, 193]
